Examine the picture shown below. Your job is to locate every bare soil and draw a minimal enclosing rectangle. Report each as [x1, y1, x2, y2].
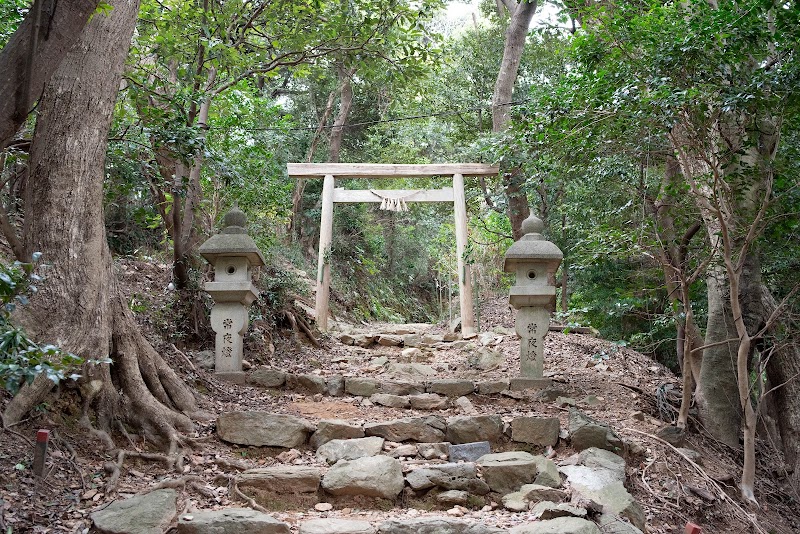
[1, 258, 798, 533]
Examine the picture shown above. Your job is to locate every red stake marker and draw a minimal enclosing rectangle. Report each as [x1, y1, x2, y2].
[32, 429, 50, 477]
[685, 523, 702, 534]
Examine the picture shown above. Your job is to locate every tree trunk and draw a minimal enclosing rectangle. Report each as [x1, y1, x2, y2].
[763, 289, 800, 490]
[329, 67, 355, 163]
[0, 0, 100, 149]
[4, 0, 203, 449]
[492, 0, 538, 240]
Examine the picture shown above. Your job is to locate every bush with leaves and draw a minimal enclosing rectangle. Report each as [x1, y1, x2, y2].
[0, 256, 102, 393]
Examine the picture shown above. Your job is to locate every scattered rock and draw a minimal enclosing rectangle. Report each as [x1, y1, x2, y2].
[454, 396, 478, 415]
[446, 415, 503, 444]
[377, 334, 403, 346]
[568, 409, 623, 452]
[677, 447, 702, 464]
[313, 503, 333, 512]
[467, 348, 505, 371]
[177, 508, 290, 534]
[555, 396, 577, 408]
[326, 375, 346, 396]
[405, 463, 489, 494]
[501, 491, 529, 512]
[386, 363, 437, 380]
[193, 350, 215, 370]
[437, 490, 470, 505]
[519, 484, 569, 503]
[418, 442, 450, 460]
[656, 426, 686, 447]
[532, 456, 562, 488]
[401, 348, 422, 360]
[322, 456, 404, 499]
[217, 412, 315, 448]
[389, 444, 418, 458]
[91, 489, 176, 534]
[316, 436, 385, 464]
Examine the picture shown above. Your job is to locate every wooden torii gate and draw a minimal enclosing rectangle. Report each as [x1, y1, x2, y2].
[287, 163, 499, 337]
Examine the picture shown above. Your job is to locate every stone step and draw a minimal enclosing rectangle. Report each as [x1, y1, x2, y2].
[248, 368, 556, 401]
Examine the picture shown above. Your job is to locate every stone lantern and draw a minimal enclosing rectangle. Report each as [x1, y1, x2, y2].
[199, 207, 265, 384]
[504, 212, 563, 380]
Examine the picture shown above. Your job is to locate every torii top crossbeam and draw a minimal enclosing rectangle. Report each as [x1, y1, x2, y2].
[289, 163, 499, 335]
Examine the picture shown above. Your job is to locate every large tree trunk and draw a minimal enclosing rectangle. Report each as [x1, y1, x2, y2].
[328, 66, 355, 164]
[0, 0, 100, 149]
[3, 0, 203, 449]
[492, 0, 538, 240]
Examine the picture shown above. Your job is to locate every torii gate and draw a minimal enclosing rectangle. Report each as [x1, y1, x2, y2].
[287, 163, 499, 337]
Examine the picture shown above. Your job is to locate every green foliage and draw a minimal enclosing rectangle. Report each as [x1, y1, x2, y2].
[0, 0, 28, 47]
[0, 257, 106, 394]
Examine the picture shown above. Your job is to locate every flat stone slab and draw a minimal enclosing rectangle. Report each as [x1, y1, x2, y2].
[300, 518, 376, 534]
[322, 456, 404, 499]
[378, 518, 507, 533]
[177, 508, 290, 534]
[511, 417, 560, 447]
[365, 416, 446, 442]
[405, 462, 489, 494]
[509, 378, 552, 391]
[217, 412, 315, 447]
[380, 380, 423, 396]
[310, 420, 365, 449]
[238, 466, 322, 494]
[428, 379, 475, 397]
[446, 415, 503, 444]
[371, 393, 410, 408]
[346, 378, 381, 396]
[477, 380, 509, 395]
[91, 489, 176, 534]
[317, 436, 385, 464]
[508, 517, 600, 534]
[248, 367, 286, 388]
[409, 393, 450, 410]
[449, 441, 491, 462]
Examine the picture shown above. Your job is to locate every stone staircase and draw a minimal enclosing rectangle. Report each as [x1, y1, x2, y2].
[92, 324, 655, 534]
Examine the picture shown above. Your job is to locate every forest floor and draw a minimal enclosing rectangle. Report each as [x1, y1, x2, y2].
[1, 257, 799, 533]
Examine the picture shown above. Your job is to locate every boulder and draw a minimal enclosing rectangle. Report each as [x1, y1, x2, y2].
[322, 456, 404, 499]
[238, 466, 321, 494]
[449, 441, 491, 463]
[409, 393, 449, 410]
[91, 489, 176, 534]
[559, 465, 644, 531]
[193, 350, 215, 370]
[248, 367, 286, 388]
[446, 415, 503, 444]
[371, 393, 411, 409]
[217, 412, 315, 448]
[177, 508, 290, 534]
[310, 420, 365, 449]
[568, 409, 623, 452]
[508, 517, 600, 534]
[316, 436, 385, 464]
[477, 451, 539, 494]
[378, 518, 506, 534]
[511, 417, 560, 447]
[428, 379, 475, 397]
[346, 378, 380, 397]
[299, 519, 376, 534]
[365, 416, 446, 443]
[532, 456, 562, 488]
